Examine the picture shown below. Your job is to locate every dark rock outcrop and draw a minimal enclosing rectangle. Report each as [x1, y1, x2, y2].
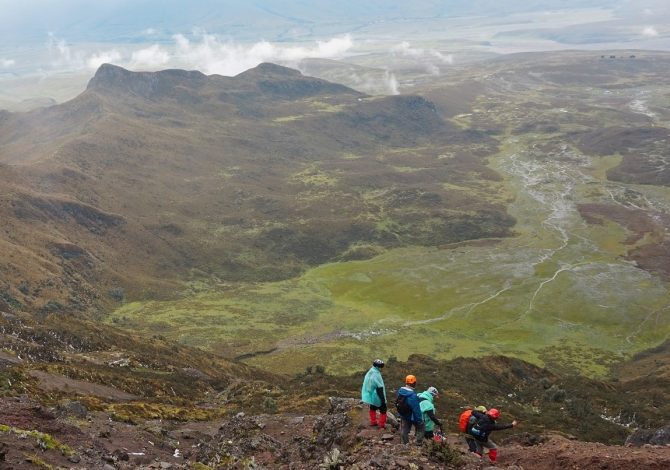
[626, 425, 670, 447]
[88, 64, 207, 100]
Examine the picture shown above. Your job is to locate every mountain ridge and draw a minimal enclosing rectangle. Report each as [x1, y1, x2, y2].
[85, 62, 361, 102]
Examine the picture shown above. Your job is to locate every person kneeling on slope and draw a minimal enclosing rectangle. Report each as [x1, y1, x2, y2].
[469, 408, 517, 462]
[395, 375, 424, 445]
[361, 359, 387, 428]
[459, 405, 487, 453]
[418, 386, 443, 440]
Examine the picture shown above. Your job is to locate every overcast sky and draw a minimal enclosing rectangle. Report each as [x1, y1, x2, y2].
[1, 1, 669, 83]
[0, 1, 651, 45]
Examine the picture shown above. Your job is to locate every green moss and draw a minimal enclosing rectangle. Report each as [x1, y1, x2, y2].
[24, 454, 54, 469]
[309, 100, 347, 113]
[1, 426, 75, 457]
[292, 165, 339, 187]
[192, 463, 214, 470]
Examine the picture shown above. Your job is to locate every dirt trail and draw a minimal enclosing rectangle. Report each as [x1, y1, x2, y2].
[27, 370, 138, 400]
[501, 434, 670, 470]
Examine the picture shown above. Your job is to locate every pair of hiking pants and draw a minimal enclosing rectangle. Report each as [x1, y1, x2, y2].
[474, 437, 497, 454]
[400, 417, 424, 445]
[465, 434, 478, 452]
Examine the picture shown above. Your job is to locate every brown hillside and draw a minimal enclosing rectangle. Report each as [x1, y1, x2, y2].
[0, 63, 514, 313]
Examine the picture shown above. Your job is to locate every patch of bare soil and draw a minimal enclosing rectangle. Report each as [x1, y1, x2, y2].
[577, 203, 658, 245]
[500, 434, 670, 470]
[629, 240, 670, 281]
[27, 370, 138, 401]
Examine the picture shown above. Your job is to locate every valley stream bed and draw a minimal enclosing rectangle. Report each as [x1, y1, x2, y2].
[109, 136, 670, 376]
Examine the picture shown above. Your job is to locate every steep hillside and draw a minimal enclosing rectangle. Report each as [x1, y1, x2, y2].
[0, 63, 513, 314]
[3, 332, 670, 469]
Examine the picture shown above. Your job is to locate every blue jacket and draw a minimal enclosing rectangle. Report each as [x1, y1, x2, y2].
[396, 386, 423, 423]
[361, 366, 386, 407]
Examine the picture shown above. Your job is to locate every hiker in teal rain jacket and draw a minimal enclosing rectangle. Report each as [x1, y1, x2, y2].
[418, 386, 443, 439]
[361, 359, 387, 428]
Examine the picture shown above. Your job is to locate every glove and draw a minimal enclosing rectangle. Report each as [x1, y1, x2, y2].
[379, 402, 387, 413]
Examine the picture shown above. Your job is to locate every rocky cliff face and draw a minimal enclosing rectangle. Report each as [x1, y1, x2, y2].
[87, 64, 209, 99]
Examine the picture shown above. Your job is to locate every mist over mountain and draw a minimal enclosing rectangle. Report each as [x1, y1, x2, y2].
[3, 0, 669, 109]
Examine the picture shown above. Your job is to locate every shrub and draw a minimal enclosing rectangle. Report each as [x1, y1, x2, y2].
[425, 441, 464, 467]
[108, 287, 125, 302]
[262, 397, 278, 413]
[543, 385, 566, 402]
[567, 398, 592, 418]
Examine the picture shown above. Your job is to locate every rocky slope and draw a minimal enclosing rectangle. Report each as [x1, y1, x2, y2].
[1, 395, 669, 469]
[2, 308, 670, 468]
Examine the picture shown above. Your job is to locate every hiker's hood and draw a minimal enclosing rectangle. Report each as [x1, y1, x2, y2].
[418, 390, 434, 403]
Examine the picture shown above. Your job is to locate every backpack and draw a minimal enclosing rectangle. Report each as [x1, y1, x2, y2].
[395, 393, 412, 417]
[458, 410, 473, 433]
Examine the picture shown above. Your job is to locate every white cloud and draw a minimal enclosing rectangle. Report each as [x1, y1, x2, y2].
[391, 41, 453, 64]
[1, 59, 16, 67]
[47, 33, 88, 69]
[52, 38, 71, 61]
[87, 50, 122, 69]
[392, 41, 423, 58]
[144, 28, 157, 35]
[173, 33, 354, 76]
[47, 33, 77, 66]
[643, 9, 653, 16]
[642, 26, 659, 37]
[131, 44, 170, 68]
[38, 33, 356, 76]
[313, 36, 354, 57]
[385, 71, 399, 95]
[339, 69, 400, 96]
[390, 41, 453, 75]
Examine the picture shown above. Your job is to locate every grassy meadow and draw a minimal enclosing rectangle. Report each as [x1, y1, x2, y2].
[109, 132, 670, 376]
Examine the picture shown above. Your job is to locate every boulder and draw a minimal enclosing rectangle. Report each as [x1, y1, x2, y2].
[626, 425, 670, 447]
[58, 400, 88, 418]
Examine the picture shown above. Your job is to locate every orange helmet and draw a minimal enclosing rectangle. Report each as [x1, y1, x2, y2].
[405, 374, 417, 385]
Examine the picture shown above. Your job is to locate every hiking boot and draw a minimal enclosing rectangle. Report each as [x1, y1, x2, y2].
[378, 412, 387, 429]
[368, 410, 378, 427]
